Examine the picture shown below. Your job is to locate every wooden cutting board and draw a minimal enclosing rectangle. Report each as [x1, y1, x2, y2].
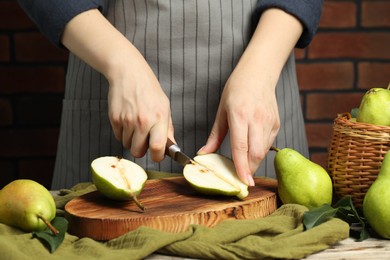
[64, 176, 278, 241]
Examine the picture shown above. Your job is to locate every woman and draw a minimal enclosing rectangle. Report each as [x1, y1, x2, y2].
[18, 0, 322, 189]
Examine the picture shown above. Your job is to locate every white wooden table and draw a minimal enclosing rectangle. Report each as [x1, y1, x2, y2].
[305, 238, 390, 259]
[147, 238, 390, 260]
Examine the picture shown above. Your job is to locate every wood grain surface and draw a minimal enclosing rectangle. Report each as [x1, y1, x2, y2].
[64, 176, 278, 241]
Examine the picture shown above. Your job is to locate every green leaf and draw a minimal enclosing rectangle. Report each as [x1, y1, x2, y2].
[303, 196, 370, 241]
[33, 217, 68, 253]
[352, 224, 370, 242]
[333, 196, 353, 208]
[303, 204, 339, 230]
[344, 198, 368, 241]
[350, 107, 359, 118]
[336, 208, 356, 223]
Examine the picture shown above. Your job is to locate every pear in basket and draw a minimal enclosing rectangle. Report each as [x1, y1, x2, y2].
[363, 150, 390, 239]
[271, 147, 333, 209]
[356, 85, 390, 126]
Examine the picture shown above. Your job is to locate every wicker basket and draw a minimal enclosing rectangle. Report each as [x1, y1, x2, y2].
[327, 113, 390, 208]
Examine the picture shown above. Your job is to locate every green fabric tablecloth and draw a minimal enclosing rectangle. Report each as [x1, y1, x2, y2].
[0, 172, 349, 260]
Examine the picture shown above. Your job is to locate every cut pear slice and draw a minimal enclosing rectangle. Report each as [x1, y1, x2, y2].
[183, 153, 249, 199]
[91, 156, 148, 211]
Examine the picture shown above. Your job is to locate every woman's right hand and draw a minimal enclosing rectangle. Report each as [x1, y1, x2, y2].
[107, 54, 173, 162]
[61, 9, 174, 162]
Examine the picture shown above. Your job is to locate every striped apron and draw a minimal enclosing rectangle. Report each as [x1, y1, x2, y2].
[52, 0, 309, 189]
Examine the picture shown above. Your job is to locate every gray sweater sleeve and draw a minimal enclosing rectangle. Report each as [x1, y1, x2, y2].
[17, 0, 321, 48]
[17, 0, 105, 47]
[255, 0, 323, 48]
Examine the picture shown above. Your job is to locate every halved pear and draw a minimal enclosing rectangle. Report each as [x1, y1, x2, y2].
[183, 153, 249, 199]
[91, 156, 148, 211]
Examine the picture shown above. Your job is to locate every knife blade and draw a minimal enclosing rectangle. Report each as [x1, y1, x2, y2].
[165, 138, 193, 167]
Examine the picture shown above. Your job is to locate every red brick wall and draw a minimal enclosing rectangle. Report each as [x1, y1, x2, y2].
[296, 0, 390, 169]
[0, 0, 389, 188]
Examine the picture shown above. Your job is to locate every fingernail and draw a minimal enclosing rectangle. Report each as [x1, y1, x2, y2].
[197, 145, 206, 155]
[247, 174, 255, 187]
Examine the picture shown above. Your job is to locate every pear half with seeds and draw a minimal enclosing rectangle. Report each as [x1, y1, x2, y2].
[91, 156, 148, 211]
[183, 153, 249, 200]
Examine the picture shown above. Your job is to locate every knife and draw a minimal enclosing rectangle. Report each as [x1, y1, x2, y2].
[165, 138, 193, 167]
[165, 138, 240, 189]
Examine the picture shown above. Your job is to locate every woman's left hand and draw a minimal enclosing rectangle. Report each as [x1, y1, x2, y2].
[199, 62, 280, 186]
[198, 8, 303, 186]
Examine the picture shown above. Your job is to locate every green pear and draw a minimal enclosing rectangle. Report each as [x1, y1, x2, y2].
[363, 150, 390, 239]
[0, 179, 58, 234]
[91, 156, 148, 211]
[183, 153, 249, 199]
[271, 147, 333, 209]
[356, 86, 390, 126]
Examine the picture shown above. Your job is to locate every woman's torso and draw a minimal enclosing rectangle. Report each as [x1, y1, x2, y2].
[52, 0, 308, 189]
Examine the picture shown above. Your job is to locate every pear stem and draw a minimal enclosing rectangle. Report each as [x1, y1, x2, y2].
[131, 194, 145, 212]
[387, 82, 390, 90]
[38, 215, 59, 235]
[270, 146, 280, 152]
[116, 159, 145, 212]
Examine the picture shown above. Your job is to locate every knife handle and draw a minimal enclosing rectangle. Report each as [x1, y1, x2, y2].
[165, 138, 180, 158]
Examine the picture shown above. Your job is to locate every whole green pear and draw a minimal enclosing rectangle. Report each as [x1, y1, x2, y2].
[272, 147, 333, 209]
[357, 87, 390, 126]
[363, 150, 390, 239]
[0, 179, 57, 233]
